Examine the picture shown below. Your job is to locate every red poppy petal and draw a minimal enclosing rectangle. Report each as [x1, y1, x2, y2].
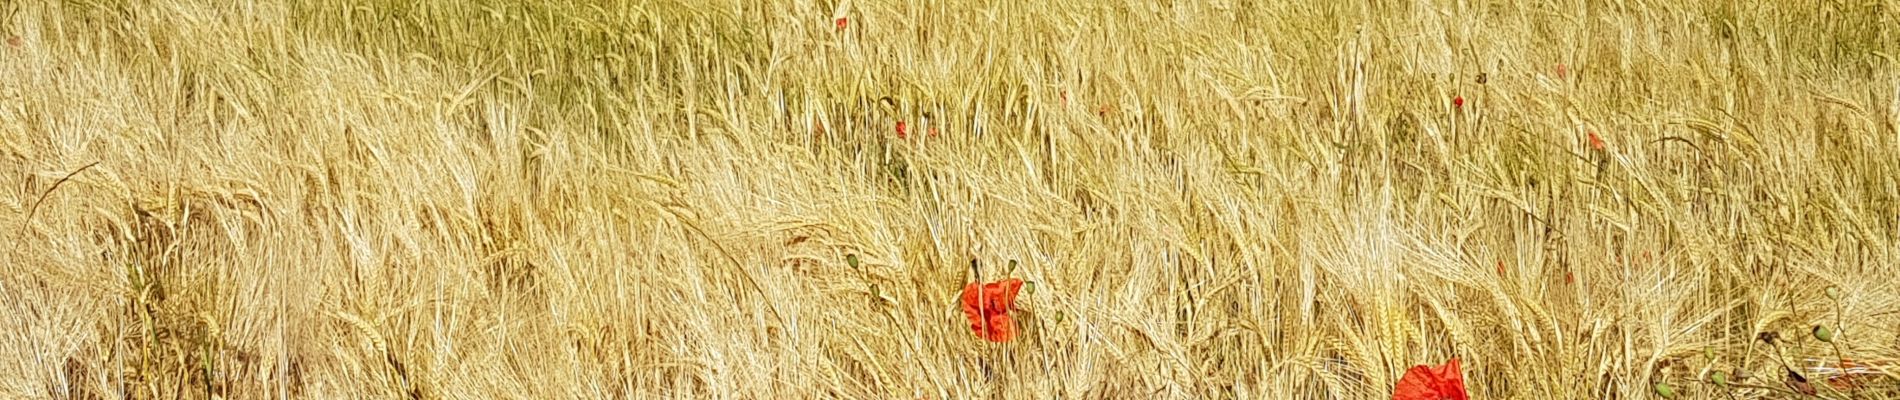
[985, 315, 1015, 342]
[960, 283, 985, 328]
[1394, 359, 1469, 400]
[1434, 358, 1468, 400]
[1393, 365, 1440, 400]
[992, 279, 1023, 311]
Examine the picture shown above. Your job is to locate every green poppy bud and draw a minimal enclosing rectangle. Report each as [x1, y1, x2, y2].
[1710, 371, 1728, 387]
[1826, 286, 1841, 301]
[1813, 325, 1834, 343]
[1654, 382, 1675, 399]
[846, 254, 860, 269]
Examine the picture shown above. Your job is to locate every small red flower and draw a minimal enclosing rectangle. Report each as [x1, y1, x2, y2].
[960, 278, 1024, 342]
[1556, 63, 1569, 79]
[1393, 358, 1469, 400]
[1587, 131, 1606, 150]
[896, 121, 908, 139]
[928, 127, 939, 137]
[1060, 90, 1069, 105]
[1565, 271, 1576, 284]
[4, 36, 19, 48]
[834, 17, 848, 31]
[1097, 104, 1110, 117]
[1452, 96, 1465, 108]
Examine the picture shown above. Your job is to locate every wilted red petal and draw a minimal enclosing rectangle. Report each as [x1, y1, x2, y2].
[1587, 131, 1606, 150]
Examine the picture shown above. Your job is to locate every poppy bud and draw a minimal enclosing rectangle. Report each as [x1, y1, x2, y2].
[1826, 286, 1841, 300]
[1654, 382, 1675, 399]
[1024, 281, 1035, 295]
[1710, 371, 1728, 387]
[846, 254, 860, 269]
[1813, 325, 1834, 343]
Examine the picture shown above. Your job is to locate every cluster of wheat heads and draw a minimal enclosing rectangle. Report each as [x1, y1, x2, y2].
[2, 0, 1898, 399]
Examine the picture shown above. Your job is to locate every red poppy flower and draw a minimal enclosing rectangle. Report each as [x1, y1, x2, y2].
[1393, 358, 1469, 400]
[928, 127, 939, 137]
[960, 278, 1024, 342]
[1556, 63, 1569, 79]
[1587, 131, 1606, 150]
[1452, 96, 1465, 108]
[896, 121, 908, 139]
[835, 17, 848, 31]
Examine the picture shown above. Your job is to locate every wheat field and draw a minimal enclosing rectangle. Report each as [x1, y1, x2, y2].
[2, 0, 1899, 399]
